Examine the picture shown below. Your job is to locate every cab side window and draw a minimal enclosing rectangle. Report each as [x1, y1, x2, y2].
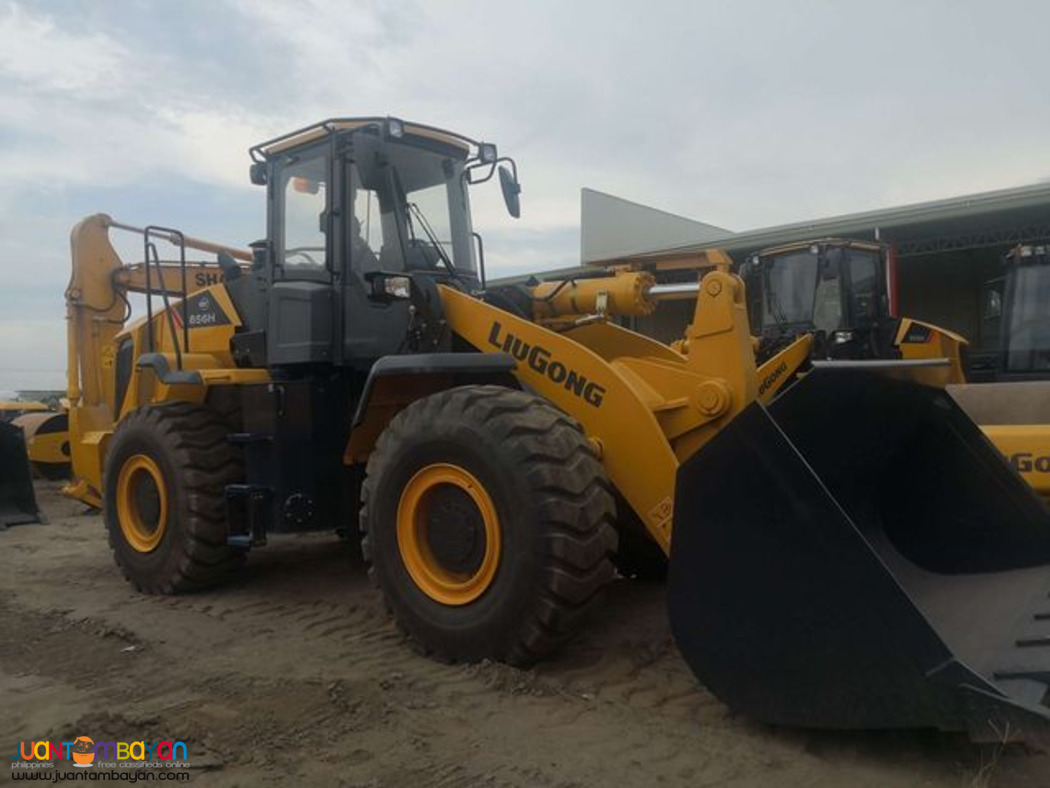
[280, 152, 328, 269]
[813, 248, 844, 333]
[848, 251, 879, 323]
[350, 165, 383, 273]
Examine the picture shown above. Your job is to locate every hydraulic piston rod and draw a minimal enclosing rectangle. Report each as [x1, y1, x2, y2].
[648, 282, 702, 300]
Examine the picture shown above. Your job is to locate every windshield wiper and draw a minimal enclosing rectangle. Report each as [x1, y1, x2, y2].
[407, 202, 457, 277]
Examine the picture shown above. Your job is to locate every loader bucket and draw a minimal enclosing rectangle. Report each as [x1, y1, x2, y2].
[668, 366, 1050, 742]
[0, 421, 42, 527]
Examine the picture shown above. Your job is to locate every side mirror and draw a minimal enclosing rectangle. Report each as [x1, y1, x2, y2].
[249, 162, 268, 186]
[498, 165, 521, 219]
[249, 240, 269, 270]
[217, 251, 242, 282]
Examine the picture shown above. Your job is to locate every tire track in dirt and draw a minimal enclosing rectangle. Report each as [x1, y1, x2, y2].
[8, 487, 705, 722]
[3, 484, 1048, 787]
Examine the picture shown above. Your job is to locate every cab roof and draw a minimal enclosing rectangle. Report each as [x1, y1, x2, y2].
[0, 400, 50, 412]
[758, 237, 884, 258]
[251, 117, 478, 161]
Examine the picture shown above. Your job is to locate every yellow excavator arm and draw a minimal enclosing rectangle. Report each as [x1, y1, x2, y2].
[62, 214, 255, 506]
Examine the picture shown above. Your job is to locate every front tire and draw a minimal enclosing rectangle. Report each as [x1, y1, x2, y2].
[104, 402, 243, 594]
[361, 385, 618, 665]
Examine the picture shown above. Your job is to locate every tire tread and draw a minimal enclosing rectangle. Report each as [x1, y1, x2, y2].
[360, 385, 617, 666]
[105, 401, 242, 594]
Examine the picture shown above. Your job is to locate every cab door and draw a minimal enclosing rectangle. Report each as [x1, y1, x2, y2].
[339, 149, 412, 366]
[266, 142, 338, 366]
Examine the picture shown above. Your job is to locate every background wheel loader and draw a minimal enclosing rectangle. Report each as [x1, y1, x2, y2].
[741, 238, 1050, 500]
[949, 244, 1050, 499]
[55, 117, 1050, 742]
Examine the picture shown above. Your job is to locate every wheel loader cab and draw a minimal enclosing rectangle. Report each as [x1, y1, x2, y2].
[998, 244, 1050, 380]
[187, 119, 521, 555]
[232, 120, 484, 369]
[744, 239, 889, 362]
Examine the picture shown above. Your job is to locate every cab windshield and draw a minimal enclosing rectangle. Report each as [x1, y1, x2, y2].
[762, 252, 817, 327]
[1004, 263, 1050, 373]
[760, 249, 855, 334]
[354, 133, 476, 275]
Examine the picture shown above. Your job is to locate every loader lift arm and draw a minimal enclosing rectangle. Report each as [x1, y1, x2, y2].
[443, 270, 757, 551]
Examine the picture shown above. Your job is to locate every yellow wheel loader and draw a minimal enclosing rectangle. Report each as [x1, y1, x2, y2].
[742, 238, 969, 393]
[743, 238, 1050, 500]
[948, 244, 1050, 499]
[59, 118, 1050, 741]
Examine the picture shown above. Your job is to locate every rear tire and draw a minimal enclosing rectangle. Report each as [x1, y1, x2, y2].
[361, 385, 618, 665]
[103, 402, 243, 594]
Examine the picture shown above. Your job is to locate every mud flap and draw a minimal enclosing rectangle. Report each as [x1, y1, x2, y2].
[668, 367, 1050, 741]
[0, 421, 42, 527]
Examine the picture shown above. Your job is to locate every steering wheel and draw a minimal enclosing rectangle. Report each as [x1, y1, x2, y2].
[285, 247, 323, 265]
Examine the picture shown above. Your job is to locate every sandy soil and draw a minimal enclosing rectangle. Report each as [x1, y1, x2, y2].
[2, 482, 1048, 787]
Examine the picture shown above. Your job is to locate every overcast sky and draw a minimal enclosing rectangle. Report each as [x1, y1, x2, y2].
[1, 0, 1048, 393]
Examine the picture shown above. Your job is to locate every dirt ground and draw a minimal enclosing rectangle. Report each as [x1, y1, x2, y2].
[2, 482, 1048, 787]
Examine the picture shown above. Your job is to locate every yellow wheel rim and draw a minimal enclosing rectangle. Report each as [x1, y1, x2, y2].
[397, 463, 501, 606]
[116, 454, 168, 553]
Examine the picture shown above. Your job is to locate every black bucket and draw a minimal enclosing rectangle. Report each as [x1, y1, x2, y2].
[668, 366, 1050, 741]
[0, 421, 42, 528]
